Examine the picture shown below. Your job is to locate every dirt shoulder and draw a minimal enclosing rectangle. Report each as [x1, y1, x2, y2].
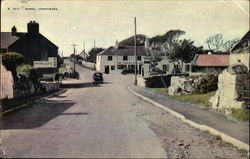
[133, 99, 248, 158]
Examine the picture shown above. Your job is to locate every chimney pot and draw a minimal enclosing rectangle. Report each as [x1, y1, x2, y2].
[11, 26, 17, 36]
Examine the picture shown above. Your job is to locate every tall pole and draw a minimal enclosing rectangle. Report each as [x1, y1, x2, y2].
[0, 54, 2, 102]
[94, 39, 96, 64]
[93, 39, 96, 70]
[72, 44, 78, 72]
[134, 17, 137, 86]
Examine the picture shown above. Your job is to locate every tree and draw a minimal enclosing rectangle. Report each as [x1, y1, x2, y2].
[205, 34, 224, 52]
[119, 34, 147, 46]
[86, 47, 104, 63]
[2, 52, 24, 81]
[172, 39, 203, 68]
[150, 30, 185, 56]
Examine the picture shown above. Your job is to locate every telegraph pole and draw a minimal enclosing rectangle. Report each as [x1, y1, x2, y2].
[134, 17, 138, 86]
[93, 39, 96, 70]
[0, 53, 2, 102]
[72, 44, 78, 72]
[93, 39, 96, 64]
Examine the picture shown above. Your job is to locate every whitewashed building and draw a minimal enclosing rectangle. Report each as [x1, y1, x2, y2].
[229, 30, 250, 70]
[96, 42, 148, 74]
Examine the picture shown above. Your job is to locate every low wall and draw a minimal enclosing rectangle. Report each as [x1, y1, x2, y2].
[41, 81, 60, 92]
[81, 61, 95, 70]
[144, 74, 188, 88]
[1, 81, 60, 112]
[209, 70, 245, 110]
[168, 76, 200, 96]
[1, 64, 14, 99]
[137, 77, 146, 87]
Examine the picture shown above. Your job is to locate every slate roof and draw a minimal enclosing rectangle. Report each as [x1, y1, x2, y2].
[231, 30, 250, 52]
[0, 32, 20, 49]
[98, 46, 148, 56]
[8, 33, 58, 49]
[194, 54, 229, 67]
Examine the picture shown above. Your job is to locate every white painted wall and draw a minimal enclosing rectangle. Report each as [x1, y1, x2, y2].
[229, 52, 250, 70]
[96, 55, 145, 73]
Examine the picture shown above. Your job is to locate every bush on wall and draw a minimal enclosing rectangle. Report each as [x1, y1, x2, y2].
[2, 52, 24, 81]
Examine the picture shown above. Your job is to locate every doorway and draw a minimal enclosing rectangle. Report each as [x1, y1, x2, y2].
[105, 65, 109, 74]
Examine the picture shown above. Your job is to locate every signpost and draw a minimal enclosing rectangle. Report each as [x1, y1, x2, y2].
[33, 57, 57, 68]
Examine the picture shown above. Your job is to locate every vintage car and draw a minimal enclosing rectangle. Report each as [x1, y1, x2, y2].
[92, 72, 103, 84]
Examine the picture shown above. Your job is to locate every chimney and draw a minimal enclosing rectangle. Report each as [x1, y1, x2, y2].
[115, 39, 119, 49]
[145, 38, 150, 50]
[27, 20, 39, 34]
[11, 26, 17, 36]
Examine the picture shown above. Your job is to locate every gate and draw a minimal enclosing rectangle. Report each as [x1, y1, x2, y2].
[236, 72, 250, 108]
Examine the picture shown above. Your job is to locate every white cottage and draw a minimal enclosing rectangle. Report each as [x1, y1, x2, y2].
[229, 30, 250, 70]
[96, 42, 148, 74]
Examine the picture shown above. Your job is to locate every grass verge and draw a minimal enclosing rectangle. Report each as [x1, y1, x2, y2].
[229, 108, 250, 121]
[59, 67, 67, 73]
[152, 88, 215, 107]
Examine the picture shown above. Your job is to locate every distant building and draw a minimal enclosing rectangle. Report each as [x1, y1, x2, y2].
[1, 21, 59, 75]
[0, 26, 25, 53]
[229, 30, 250, 70]
[191, 54, 230, 73]
[96, 40, 148, 74]
[79, 50, 88, 60]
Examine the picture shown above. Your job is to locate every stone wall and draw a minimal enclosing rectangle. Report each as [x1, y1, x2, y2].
[14, 80, 60, 98]
[1, 64, 14, 99]
[41, 81, 60, 92]
[81, 61, 96, 70]
[209, 70, 245, 110]
[168, 76, 199, 96]
[137, 77, 146, 87]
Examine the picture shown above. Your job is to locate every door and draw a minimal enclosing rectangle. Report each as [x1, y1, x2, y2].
[105, 65, 109, 74]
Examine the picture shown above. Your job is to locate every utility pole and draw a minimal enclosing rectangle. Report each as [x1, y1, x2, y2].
[93, 39, 96, 70]
[72, 44, 78, 72]
[0, 53, 2, 102]
[134, 17, 138, 86]
[94, 39, 96, 63]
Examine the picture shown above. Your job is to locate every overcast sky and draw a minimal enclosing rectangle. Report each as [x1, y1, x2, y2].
[1, 0, 249, 56]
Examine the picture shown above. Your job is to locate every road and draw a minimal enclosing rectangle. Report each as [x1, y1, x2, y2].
[0, 60, 246, 158]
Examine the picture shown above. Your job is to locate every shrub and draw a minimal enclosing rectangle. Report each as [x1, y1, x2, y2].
[29, 68, 39, 82]
[195, 74, 218, 94]
[16, 64, 33, 75]
[2, 52, 24, 81]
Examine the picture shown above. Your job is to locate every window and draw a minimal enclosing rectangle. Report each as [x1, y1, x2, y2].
[137, 56, 141, 61]
[163, 64, 169, 72]
[185, 65, 190, 72]
[123, 56, 128, 61]
[111, 65, 115, 70]
[108, 56, 112, 61]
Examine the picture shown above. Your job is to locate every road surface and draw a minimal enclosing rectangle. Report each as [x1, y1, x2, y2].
[0, 60, 246, 158]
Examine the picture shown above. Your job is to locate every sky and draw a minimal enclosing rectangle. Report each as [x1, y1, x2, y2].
[1, 0, 249, 56]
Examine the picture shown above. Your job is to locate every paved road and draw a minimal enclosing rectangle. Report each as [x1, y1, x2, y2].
[0, 60, 246, 158]
[0, 60, 166, 158]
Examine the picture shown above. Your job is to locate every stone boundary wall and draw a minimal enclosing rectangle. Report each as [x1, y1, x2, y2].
[209, 70, 245, 110]
[81, 61, 95, 70]
[0, 64, 14, 99]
